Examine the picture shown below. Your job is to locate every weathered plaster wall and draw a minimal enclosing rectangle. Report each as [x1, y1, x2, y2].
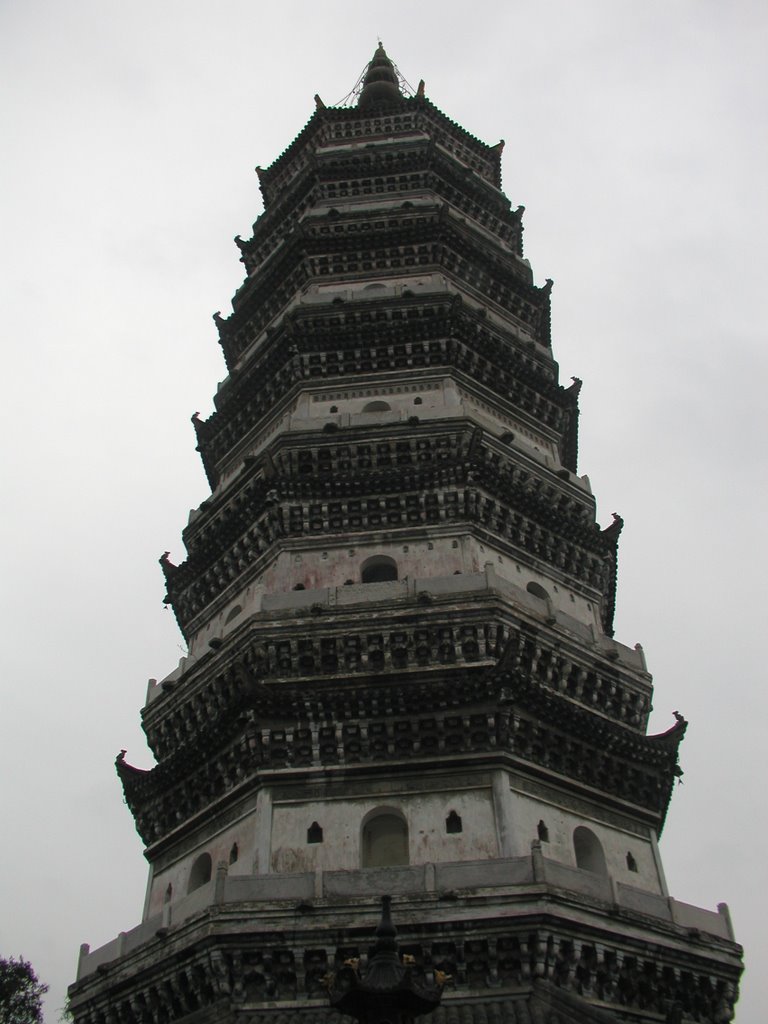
[143, 771, 661, 923]
[504, 783, 663, 894]
[269, 787, 498, 873]
[265, 537, 464, 592]
[210, 364, 589, 497]
[177, 543, 603, 661]
[144, 812, 258, 920]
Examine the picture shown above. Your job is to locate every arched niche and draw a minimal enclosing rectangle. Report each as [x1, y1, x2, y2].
[362, 399, 391, 413]
[187, 852, 212, 893]
[526, 581, 556, 624]
[361, 555, 398, 584]
[361, 809, 409, 868]
[445, 810, 463, 834]
[224, 604, 242, 624]
[573, 826, 607, 876]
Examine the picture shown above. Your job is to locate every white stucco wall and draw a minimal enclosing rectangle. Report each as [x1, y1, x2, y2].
[144, 811, 258, 921]
[505, 785, 663, 894]
[208, 366, 588, 498]
[176, 532, 602, 661]
[142, 774, 663, 923]
[270, 787, 499, 873]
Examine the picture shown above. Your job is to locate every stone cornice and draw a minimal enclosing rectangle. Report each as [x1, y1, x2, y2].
[164, 425, 612, 637]
[241, 143, 517, 278]
[218, 215, 548, 369]
[68, 883, 740, 1024]
[256, 98, 504, 209]
[120, 655, 672, 848]
[199, 304, 566, 490]
[143, 596, 652, 754]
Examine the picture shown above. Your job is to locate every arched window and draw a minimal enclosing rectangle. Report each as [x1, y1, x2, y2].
[526, 581, 549, 601]
[362, 811, 408, 867]
[361, 555, 398, 584]
[307, 821, 324, 844]
[573, 827, 607, 876]
[537, 820, 549, 843]
[225, 604, 242, 624]
[362, 400, 391, 413]
[164, 883, 173, 904]
[187, 852, 212, 893]
[229, 843, 239, 865]
[446, 810, 463, 834]
[626, 851, 638, 872]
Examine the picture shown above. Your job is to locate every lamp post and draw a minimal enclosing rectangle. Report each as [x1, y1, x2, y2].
[328, 896, 446, 1024]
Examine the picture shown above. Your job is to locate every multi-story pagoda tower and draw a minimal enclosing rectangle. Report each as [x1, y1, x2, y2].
[69, 46, 743, 1024]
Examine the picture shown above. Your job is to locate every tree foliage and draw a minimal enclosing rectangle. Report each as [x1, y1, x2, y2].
[0, 958, 48, 1024]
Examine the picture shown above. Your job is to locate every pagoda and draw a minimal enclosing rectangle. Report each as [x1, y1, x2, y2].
[69, 46, 743, 1024]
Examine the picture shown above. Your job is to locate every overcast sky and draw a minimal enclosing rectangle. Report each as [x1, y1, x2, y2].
[1, 2, 766, 1020]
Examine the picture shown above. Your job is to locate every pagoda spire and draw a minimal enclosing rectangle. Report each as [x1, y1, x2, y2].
[68, 47, 743, 1024]
[358, 43, 401, 108]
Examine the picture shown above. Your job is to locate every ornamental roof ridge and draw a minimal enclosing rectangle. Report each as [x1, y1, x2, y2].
[261, 97, 503, 187]
[490, 660, 653, 741]
[418, 96, 504, 186]
[119, 658, 679, 839]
